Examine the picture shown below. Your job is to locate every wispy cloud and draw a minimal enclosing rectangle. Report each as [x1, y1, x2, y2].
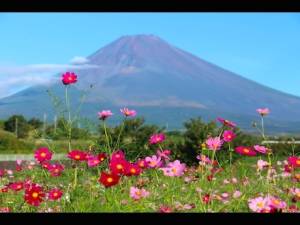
[0, 57, 99, 98]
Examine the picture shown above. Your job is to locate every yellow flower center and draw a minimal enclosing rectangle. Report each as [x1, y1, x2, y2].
[74, 155, 80, 160]
[172, 168, 177, 173]
[32, 192, 39, 198]
[130, 168, 136, 174]
[296, 159, 300, 165]
[116, 164, 123, 170]
[17, 185, 22, 189]
[53, 192, 58, 197]
[107, 177, 113, 183]
[243, 148, 250, 153]
[100, 157, 104, 161]
[273, 199, 280, 205]
[40, 152, 46, 157]
[257, 202, 264, 208]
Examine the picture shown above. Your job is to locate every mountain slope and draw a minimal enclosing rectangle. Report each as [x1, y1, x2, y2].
[1, 34, 300, 133]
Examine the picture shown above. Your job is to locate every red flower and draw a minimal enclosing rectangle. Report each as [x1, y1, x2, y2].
[99, 172, 120, 188]
[109, 158, 130, 175]
[159, 205, 173, 213]
[61, 72, 77, 85]
[0, 169, 5, 177]
[48, 163, 64, 177]
[48, 188, 63, 201]
[124, 163, 141, 176]
[41, 161, 52, 170]
[24, 183, 45, 206]
[15, 165, 22, 172]
[202, 194, 211, 204]
[235, 146, 257, 156]
[9, 182, 23, 192]
[0, 207, 11, 213]
[207, 175, 213, 181]
[288, 156, 300, 168]
[1, 186, 8, 193]
[284, 164, 293, 173]
[34, 147, 52, 163]
[136, 159, 148, 169]
[111, 150, 125, 161]
[67, 150, 87, 161]
[97, 153, 107, 162]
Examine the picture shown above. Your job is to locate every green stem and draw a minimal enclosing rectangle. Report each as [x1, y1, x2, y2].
[115, 118, 126, 151]
[103, 121, 111, 155]
[73, 166, 78, 190]
[65, 86, 72, 152]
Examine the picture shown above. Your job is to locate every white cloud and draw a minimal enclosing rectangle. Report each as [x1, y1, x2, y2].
[0, 60, 99, 98]
[70, 56, 90, 65]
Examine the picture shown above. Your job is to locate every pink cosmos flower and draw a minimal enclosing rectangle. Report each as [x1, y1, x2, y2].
[206, 137, 223, 151]
[145, 155, 162, 168]
[48, 188, 63, 201]
[98, 110, 113, 120]
[156, 149, 171, 160]
[61, 72, 77, 85]
[233, 190, 242, 198]
[130, 187, 149, 200]
[160, 160, 186, 177]
[149, 133, 165, 145]
[235, 146, 257, 156]
[217, 117, 236, 128]
[254, 145, 268, 154]
[248, 196, 270, 212]
[222, 130, 236, 142]
[257, 159, 269, 171]
[288, 156, 300, 168]
[87, 155, 101, 167]
[267, 196, 287, 210]
[256, 108, 270, 116]
[196, 154, 213, 166]
[120, 108, 136, 117]
[111, 150, 125, 161]
[48, 163, 64, 177]
[16, 159, 22, 166]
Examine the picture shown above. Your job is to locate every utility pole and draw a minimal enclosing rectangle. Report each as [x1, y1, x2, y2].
[43, 113, 47, 139]
[54, 115, 57, 134]
[15, 117, 18, 138]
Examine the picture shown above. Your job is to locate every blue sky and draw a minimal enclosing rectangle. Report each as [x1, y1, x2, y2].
[0, 13, 300, 97]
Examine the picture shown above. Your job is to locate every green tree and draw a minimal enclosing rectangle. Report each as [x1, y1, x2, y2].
[4, 115, 30, 138]
[28, 118, 43, 129]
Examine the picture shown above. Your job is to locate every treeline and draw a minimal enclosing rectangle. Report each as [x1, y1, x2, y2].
[0, 115, 298, 163]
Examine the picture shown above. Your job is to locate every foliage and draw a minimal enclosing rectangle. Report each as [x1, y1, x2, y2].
[3, 115, 30, 138]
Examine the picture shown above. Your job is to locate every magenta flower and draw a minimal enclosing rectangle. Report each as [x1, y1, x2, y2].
[254, 145, 268, 154]
[222, 130, 236, 142]
[120, 108, 136, 117]
[87, 155, 101, 167]
[130, 187, 149, 200]
[160, 160, 186, 177]
[98, 110, 113, 120]
[267, 196, 287, 210]
[156, 149, 171, 160]
[145, 155, 162, 168]
[34, 147, 53, 163]
[235, 146, 257, 156]
[256, 108, 270, 116]
[205, 137, 223, 151]
[217, 117, 236, 128]
[149, 133, 165, 145]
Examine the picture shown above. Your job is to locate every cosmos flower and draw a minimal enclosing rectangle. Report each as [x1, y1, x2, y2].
[288, 156, 300, 168]
[111, 150, 125, 161]
[97, 153, 107, 162]
[156, 149, 171, 160]
[9, 182, 23, 192]
[248, 196, 269, 212]
[34, 147, 52, 163]
[145, 155, 162, 168]
[136, 159, 148, 169]
[87, 155, 101, 167]
[160, 160, 186, 177]
[206, 137, 223, 151]
[233, 190, 242, 199]
[124, 163, 141, 176]
[67, 150, 87, 161]
[222, 130, 236, 142]
[235, 146, 257, 156]
[41, 161, 52, 170]
[48, 188, 63, 201]
[109, 158, 130, 175]
[130, 186, 150, 200]
[256, 108, 270, 116]
[267, 196, 287, 211]
[61, 72, 77, 85]
[257, 159, 269, 171]
[149, 133, 166, 145]
[99, 172, 120, 188]
[253, 145, 268, 154]
[159, 205, 173, 213]
[217, 117, 236, 128]
[98, 110, 113, 120]
[120, 108, 136, 117]
[48, 163, 64, 177]
[0, 169, 5, 177]
[24, 183, 45, 206]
